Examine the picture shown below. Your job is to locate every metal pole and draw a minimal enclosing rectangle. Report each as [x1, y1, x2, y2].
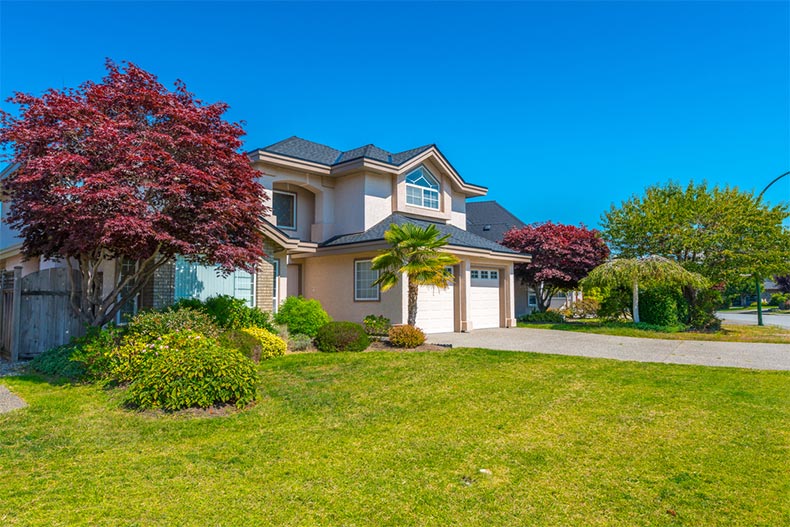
[755, 275, 764, 326]
[757, 171, 790, 201]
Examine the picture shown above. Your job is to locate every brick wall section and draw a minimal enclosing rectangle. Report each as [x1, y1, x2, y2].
[141, 260, 175, 310]
[255, 240, 279, 313]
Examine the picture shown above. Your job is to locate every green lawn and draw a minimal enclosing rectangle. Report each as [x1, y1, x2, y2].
[2, 349, 789, 526]
[518, 320, 790, 344]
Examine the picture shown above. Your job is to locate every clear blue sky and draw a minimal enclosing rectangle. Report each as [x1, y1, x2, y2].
[1, 1, 788, 228]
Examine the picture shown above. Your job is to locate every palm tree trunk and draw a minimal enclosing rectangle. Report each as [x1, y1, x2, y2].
[408, 279, 419, 326]
[632, 278, 640, 324]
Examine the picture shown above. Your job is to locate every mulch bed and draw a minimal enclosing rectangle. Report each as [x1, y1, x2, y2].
[366, 340, 451, 352]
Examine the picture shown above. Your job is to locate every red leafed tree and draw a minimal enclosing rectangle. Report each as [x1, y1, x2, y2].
[502, 222, 610, 312]
[0, 61, 267, 326]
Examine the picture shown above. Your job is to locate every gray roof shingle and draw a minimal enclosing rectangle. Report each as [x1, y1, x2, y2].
[466, 201, 526, 243]
[320, 213, 520, 254]
[256, 136, 434, 167]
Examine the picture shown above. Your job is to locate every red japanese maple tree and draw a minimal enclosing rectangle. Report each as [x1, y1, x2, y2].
[0, 61, 267, 326]
[502, 222, 610, 312]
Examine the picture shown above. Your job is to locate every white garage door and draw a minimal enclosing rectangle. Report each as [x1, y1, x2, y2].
[470, 268, 500, 329]
[415, 281, 455, 333]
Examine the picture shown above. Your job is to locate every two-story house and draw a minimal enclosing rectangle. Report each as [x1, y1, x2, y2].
[1, 137, 530, 334]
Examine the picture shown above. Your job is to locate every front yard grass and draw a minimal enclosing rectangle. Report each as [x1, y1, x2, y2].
[2, 349, 789, 526]
[518, 319, 790, 344]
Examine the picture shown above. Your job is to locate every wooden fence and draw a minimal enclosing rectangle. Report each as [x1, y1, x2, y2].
[0, 267, 87, 360]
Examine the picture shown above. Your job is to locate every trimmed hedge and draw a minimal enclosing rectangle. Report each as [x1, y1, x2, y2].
[518, 310, 565, 324]
[125, 331, 258, 411]
[220, 326, 287, 362]
[315, 322, 370, 353]
[126, 307, 220, 342]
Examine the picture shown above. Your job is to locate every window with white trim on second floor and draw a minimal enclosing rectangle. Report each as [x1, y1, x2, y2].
[273, 191, 296, 230]
[405, 166, 440, 210]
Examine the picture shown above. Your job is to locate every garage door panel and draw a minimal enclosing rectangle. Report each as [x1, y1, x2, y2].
[470, 268, 500, 329]
[415, 284, 454, 333]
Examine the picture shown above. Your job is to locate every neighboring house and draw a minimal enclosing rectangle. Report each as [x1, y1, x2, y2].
[466, 200, 574, 316]
[0, 137, 530, 333]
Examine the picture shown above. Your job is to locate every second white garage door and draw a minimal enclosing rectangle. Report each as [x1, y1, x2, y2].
[470, 269, 500, 329]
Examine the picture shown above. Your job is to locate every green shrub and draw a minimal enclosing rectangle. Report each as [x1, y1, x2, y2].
[125, 332, 258, 411]
[220, 326, 286, 362]
[126, 308, 220, 343]
[288, 333, 313, 352]
[315, 322, 370, 352]
[518, 310, 565, 323]
[363, 315, 391, 340]
[632, 322, 686, 333]
[769, 293, 790, 308]
[275, 296, 331, 338]
[639, 286, 682, 327]
[388, 325, 426, 348]
[598, 286, 633, 321]
[70, 325, 126, 379]
[29, 344, 86, 380]
[686, 288, 722, 330]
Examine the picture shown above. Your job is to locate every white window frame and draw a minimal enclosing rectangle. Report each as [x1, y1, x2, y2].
[354, 260, 380, 301]
[272, 190, 297, 230]
[405, 166, 441, 210]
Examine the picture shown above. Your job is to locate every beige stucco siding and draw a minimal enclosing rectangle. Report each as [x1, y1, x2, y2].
[364, 173, 393, 229]
[302, 252, 404, 325]
[333, 175, 365, 237]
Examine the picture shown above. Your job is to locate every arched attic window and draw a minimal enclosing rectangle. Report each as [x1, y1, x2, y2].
[405, 166, 440, 210]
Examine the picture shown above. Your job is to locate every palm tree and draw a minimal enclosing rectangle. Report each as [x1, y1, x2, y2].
[372, 223, 459, 326]
[582, 255, 708, 323]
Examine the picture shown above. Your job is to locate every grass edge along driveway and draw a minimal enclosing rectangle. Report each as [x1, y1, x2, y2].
[1, 348, 789, 527]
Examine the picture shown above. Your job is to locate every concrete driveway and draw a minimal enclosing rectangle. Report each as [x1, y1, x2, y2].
[717, 311, 790, 329]
[427, 328, 790, 371]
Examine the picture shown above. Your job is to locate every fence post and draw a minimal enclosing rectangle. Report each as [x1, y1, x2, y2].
[11, 266, 22, 361]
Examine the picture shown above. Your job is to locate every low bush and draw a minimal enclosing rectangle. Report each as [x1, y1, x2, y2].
[126, 308, 220, 342]
[363, 315, 391, 340]
[388, 325, 426, 348]
[687, 288, 722, 330]
[275, 296, 331, 338]
[518, 310, 565, 324]
[220, 326, 286, 362]
[632, 322, 687, 333]
[125, 331, 258, 411]
[315, 322, 370, 353]
[288, 333, 313, 352]
[29, 344, 86, 380]
[559, 298, 600, 319]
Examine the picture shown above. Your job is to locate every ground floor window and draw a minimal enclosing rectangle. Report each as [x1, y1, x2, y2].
[528, 291, 537, 307]
[354, 260, 379, 301]
[174, 257, 255, 307]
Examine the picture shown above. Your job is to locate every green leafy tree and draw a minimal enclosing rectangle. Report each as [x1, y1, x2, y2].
[582, 256, 707, 324]
[371, 223, 459, 327]
[601, 181, 790, 284]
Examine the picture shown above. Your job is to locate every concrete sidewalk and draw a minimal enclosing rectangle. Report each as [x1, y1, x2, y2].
[427, 328, 790, 371]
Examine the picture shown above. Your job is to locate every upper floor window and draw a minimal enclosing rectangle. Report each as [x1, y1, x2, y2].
[405, 166, 440, 210]
[273, 191, 296, 230]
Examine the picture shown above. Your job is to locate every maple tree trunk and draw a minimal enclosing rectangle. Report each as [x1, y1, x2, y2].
[535, 282, 553, 312]
[407, 279, 419, 326]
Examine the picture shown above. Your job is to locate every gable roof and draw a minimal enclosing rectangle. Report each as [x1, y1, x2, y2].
[466, 201, 526, 243]
[320, 213, 520, 255]
[255, 136, 433, 168]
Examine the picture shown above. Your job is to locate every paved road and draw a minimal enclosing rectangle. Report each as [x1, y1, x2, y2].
[427, 327, 790, 371]
[717, 311, 790, 329]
